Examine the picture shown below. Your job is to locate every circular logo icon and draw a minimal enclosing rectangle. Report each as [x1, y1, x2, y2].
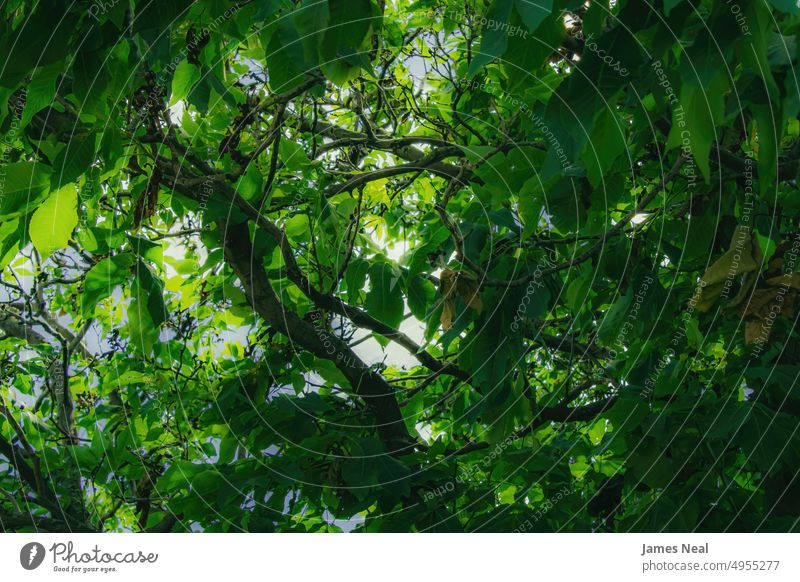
[20, 542, 46, 570]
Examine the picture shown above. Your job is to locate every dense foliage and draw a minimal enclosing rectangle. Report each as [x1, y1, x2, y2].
[1, 0, 799, 532]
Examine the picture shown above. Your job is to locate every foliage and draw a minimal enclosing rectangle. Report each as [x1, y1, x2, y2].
[1, 0, 799, 532]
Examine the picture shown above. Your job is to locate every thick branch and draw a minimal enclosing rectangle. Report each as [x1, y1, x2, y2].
[218, 220, 414, 451]
[165, 170, 470, 385]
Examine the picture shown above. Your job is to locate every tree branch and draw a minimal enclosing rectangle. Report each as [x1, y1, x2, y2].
[217, 220, 415, 451]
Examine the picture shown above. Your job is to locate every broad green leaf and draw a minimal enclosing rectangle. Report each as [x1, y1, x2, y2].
[52, 132, 97, 186]
[0, 162, 52, 220]
[769, 0, 800, 13]
[345, 258, 370, 303]
[598, 288, 634, 345]
[664, 0, 683, 15]
[21, 64, 59, 128]
[170, 60, 201, 105]
[514, 0, 552, 32]
[406, 274, 435, 320]
[469, 0, 514, 74]
[565, 267, 593, 312]
[753, 106, 779, 199]
[266, 17, 314, 91]
[666, 77, 726, 181]
[518, 175, 544, 238]
[319, 0, 376, 84]
[82, 253, 135, 318]
[234, 163, 263, 201]
[285, 214, 311, 242]
[365, 261, 404, 329]
[28, 183, 78, 260]
[133, 259, 167, 328]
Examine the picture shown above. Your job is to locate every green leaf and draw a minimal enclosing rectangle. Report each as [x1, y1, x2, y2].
[218, 434, 238, 464]
[82, 253, 135, 318]
[0, 162, 52, 220]
[604, 393, 649, 430]
[170, 60, 201, 105]
[345, 258, 370, 303]
[666, 77, 727, 181]
[755, 225, 778, 263]
[294, 0, 330, 64]
[597, 288, 634, 345]
[627, 442, 676, 489]
[319, 0, 376, 84]
[565, 267, 593, 312]
[753, 106, 779, 199]
[341, 438, 410, 499]
[458, 144, 497, 165]
[21, 65, 59, 128]
[28, 183, 78, 260]
[768, 0, 799, 14]
[285, 214, 310, 243]
[663, 0, 683, 16]
[234, 163, 263, 201]
[266, 17, 314, 91]
[406, 274, 435, 320]
[0, 9, 71, 88]
[0, 218, 22, 271]
[684, 317, 703, 349]
[127, 234, 164, 268]
[133, 259, 167, 328]
[459, 288, 524, 389]
[514, 0, 552, 32]
[518, 175, 544, 238]
[278, 139, 311, 171]
[365, 261, 404, 329]
[469, 0, 514, 74]
[583, 109, 627, 187]
[52, 132, 97, 186]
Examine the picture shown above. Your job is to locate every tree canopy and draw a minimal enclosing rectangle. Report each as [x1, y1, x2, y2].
[1, 0, 800, 532]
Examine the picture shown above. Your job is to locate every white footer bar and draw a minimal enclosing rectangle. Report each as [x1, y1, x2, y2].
[1, 534, 796, 581]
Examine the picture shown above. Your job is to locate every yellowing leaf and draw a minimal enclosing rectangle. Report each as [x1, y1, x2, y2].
[740, 270, 799, 346]
[440, 268, 457, 297]
[745, 319, 765, 345]
[439, 268, 482, 329]
[456, 276, 483, 313]
[29, 183, 78, 260]
[440, 268, 457, 330]
[691, 225, 761, 312]
[441, 298, 456, 330]
[766, 272, 800, 290]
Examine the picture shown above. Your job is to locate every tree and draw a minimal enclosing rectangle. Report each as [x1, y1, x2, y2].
[0, 0, 799, 533]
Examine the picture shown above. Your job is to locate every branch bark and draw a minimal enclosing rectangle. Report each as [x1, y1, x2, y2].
[217, 220, 415, 451]
[164, 169, 472, 385]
